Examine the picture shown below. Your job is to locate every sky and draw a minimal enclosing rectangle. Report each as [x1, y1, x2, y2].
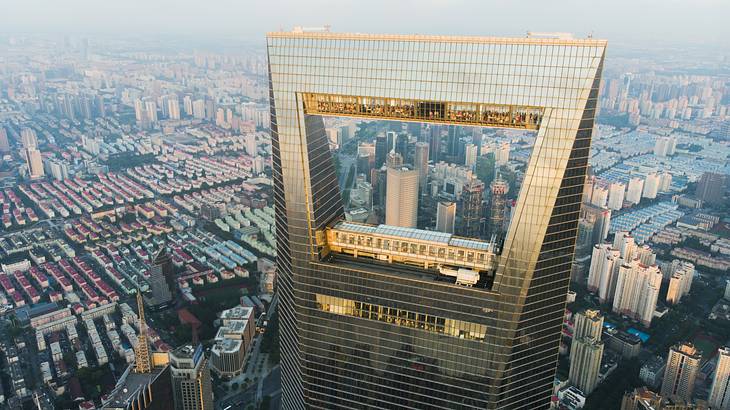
[1, 0, 729, 50]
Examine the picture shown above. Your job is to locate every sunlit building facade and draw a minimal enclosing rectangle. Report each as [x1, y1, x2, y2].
[267, 30, 606, 409]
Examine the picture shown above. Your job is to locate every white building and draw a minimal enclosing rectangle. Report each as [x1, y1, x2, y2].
[642, 173, 660, 199]
[626, 177, 644, 204]
[612, 259, 662, 327]
[607, 182, 625, 211]
[591, 186, 609, 208]
[435, 201, 456, 234]
[709, 347, 730, 410]
[386, 167, 419, 228]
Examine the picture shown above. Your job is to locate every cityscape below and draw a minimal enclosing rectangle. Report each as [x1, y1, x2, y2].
[0, 5, 729, 410]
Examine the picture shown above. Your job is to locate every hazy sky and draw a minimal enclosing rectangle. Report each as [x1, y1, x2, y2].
[1, 0, 728, 49]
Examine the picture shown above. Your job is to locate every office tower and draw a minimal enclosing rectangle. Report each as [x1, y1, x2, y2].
[666, 260, 695, 305]
[696, 172, 728, 206]
[661, 343, 701, 401]
[581, 203, 611, 244]
[459, 179, 485, 238]
[192, 99, 206, 119]
[385, 166, 419, 228]
[169, 345, 213, 410]
[612, 260, 662, 326]
[489, 177, 509, 237]
[435, 201, 456, 233]
[464, 143, 478, 168]
[643, 173, 660, 199]
[586, 244, 620, 303]
[146, 248, 174, 308]
[709, 347, 730, 410]
[375, 133, 388, 168]
[414, 141, 430, 193]
[385, 150, 403, 169]
[20, 128, 37, 149]
[495, 141, 510, 165]
[183, 95, 193, 116]
[591, 185, 609, 208]
[0, 127, 10, 152]
[608, 182, 626, 210]
[267, 30, 605, 409]
[24, 148, 44, 178]
[573, 309, 604, 340]
[626, 177, 644, 204]
[575, 218, 596, 256]
[569, 336, 603, 395]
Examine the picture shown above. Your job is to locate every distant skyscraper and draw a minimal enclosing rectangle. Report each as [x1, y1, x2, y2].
[169, 345, 213, 410]
[626, 177, 644, 204]
[661, 342, 701, 401]
[586, 244, 620, 302]
[0, 127, 10, 152]
[696, 172, 727, 206]
[464, 143, 478, 168]
[608, 182, 626, 210]
[192, 99, 206, 119]
[268, 30, 605, 408]
[489, 177, 509, 237]
[166, 96, 181, 120]
[459, 179, 485, 238]
[569, 335, 603, 395]
[709, 347, 730, 410]
[385, 166, 419, 228]
[435, 201, 456, 234]
[24, 148, 44, 179]
[581, 203, 611, 244]
[375, 132, 388, 168]
[147, 248, 174, 308]
[20, 128, 37, 149]
[414, 141, 430, 193]
[183, 95, 193, 116]
[642, 173, 660, 199]
[495, 141, 510, 165]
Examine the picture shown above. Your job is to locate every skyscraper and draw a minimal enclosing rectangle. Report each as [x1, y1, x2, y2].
[574, 309, 604, 340]
[709, 347, 730, 410]
[414, 141, 430, 193]
[435, 201, 456, 234]
[612, 259, 662, 327]
[385, 166, 419, 228]
[24, 148, 44, 178]
[147, 248, 174, 308]
[169, 345, 213, 410]
[489, 177, 509, 238]
[696, 172, 728, 206]
[375, 132, 388, 168]
[20, 128, 37, 149]
[459, 179, 485, 238]
[268, 30, 605, 409]
[661, 342, 701, 401]
[569, 335, 603, 395]
[626, 177, 644, 204]
[0, 127, 10, 152]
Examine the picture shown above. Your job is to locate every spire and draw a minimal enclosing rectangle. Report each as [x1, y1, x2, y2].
[134, 289, 152, 373]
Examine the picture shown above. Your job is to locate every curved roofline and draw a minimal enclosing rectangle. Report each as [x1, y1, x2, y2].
[267, 31, 607, 47]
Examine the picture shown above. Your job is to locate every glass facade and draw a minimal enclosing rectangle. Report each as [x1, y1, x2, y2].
[267, 31, 606, 409]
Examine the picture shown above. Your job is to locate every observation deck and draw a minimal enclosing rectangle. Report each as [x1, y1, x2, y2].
[325, 221, 497, 286]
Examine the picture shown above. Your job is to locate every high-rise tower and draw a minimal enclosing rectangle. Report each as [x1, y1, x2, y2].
[661, 342, 701, 401]
[267, 30, 606, 409]
[489, 176, 509, 237]
[147, 247, 174, 308]
[134, 290, 152, 374]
